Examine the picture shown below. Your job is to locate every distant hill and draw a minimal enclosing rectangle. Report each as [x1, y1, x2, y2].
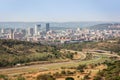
[90, 23, 120, 30]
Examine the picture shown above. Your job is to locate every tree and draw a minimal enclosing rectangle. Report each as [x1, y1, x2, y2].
[77, 64, 86, 73]
[65, 77, 74, 80]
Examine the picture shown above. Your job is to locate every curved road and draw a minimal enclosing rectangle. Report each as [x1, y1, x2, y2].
[0, 50, 115, 76]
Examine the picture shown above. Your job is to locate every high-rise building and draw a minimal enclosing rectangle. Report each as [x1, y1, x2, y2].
[10, 29, 14, 39]
[35, 24, 41, 35]
[28, 28, 34, 36]
[1, 28, 5, 34]
[46, 23, 50, 32]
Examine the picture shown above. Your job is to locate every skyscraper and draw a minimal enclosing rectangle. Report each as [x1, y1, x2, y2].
[35, 24, 41, 35]
[28, 28, 34, 36]
[46, 23, 50, 32]
[1, 28, 5, 34]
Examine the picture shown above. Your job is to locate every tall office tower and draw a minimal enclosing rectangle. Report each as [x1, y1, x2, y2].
[10, 29, 14, 39]
[46, 23, 50, 32]
[35, 24, 41, 35]
[28, 28, 34, 36]
[1, 28, 5, 34]
[76, 27, 81, 33]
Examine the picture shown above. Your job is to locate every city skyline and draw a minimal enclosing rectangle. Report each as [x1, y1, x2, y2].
[0, 0, 120, 22]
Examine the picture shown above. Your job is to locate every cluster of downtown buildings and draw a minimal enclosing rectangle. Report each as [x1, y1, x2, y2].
[0, 23, 120, 44]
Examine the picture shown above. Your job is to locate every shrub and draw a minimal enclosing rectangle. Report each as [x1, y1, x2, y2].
[16, 76, 25, 80]
[0, 74, 8, 80]
[65, 77, 74, 80]
[36, 74, 55, 80]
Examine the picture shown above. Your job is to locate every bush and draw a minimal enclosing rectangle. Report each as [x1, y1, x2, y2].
[16, 76, 25, 80]
[77, 64, 86, 73]
[65, 77, 74, 80]
[0, 74, 8, 80]
[93, 76, 102, 80]
[83, 74, 90, 80]
[61, 70, 66, 75]
[94, 60, 120, 80]
[66, 71, 74, 75]
[36, 74, 55, 80]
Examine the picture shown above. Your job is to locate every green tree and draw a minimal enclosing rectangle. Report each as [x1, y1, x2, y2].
[65, 77, 74, 80]
[77, 64, 86, 73]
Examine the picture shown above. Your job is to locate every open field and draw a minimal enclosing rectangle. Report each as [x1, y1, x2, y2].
[21, 64, 107, 80]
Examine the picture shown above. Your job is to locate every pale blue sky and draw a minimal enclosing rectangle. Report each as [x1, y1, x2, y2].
[0, 0, 120, 22]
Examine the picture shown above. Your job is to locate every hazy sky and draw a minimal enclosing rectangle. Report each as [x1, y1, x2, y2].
[0, 0, 120, 22]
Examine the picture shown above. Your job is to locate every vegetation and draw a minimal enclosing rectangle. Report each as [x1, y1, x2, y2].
[36, 74, 55, 80]
[84, 53, 93, 60]
[59, 41, 98, 51]
[65, 77, 74, 80]
[83, 74, 91, 80]
[16, 76, 26, 80]
[0, 38, 120, 80]
[0, 39, 74, 67]
[58, 39, 120, 57]
[0, 74, 8, 80]
[0, 38, 119, 67]
[98, 42, 120, 54]
[94, 60, 120, 80]
[77, 64, 86, 73]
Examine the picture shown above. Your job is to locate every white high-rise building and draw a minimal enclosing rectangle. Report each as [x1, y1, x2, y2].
[1, 28, 5, 34]
[35, 24, 41, 35]
[28, 28, 34, 36]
